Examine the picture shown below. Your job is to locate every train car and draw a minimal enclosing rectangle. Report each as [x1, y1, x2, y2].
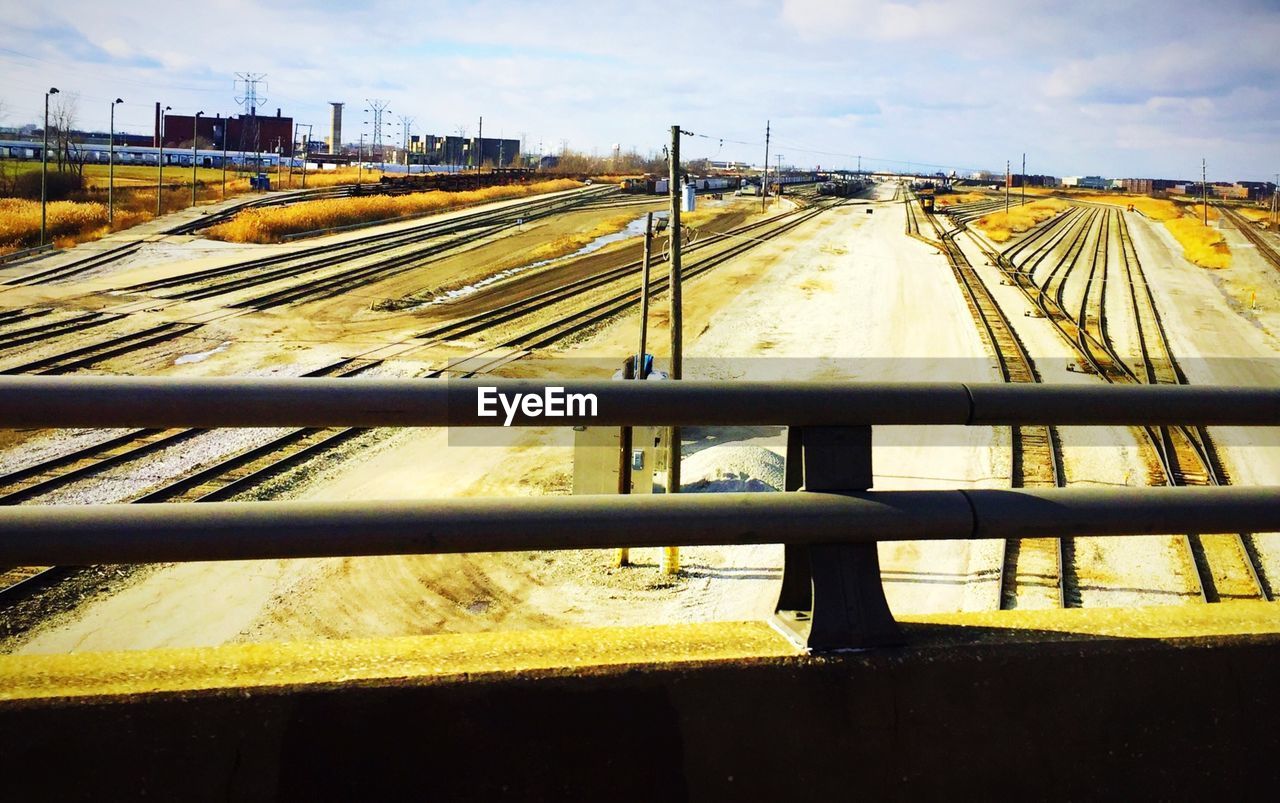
[918, 187, 936, 213]
[0, 138, 280, 169]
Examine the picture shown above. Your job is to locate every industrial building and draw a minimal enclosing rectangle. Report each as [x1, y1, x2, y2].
[1008, 174, 1060, 188]
[1061, 175, 1110, 190]
[159, 107, 295, 156]
[1117, 178, 1185, 195]
[408, 135, 520, 167]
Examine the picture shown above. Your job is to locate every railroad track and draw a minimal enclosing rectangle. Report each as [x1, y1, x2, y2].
[0, 357, 383, 603]
[1, 186, 359, 287]
[1, 183, 595, 288]
[120, 186, 616, 309]
[915, 193, 1067, 609]
[413, 201, 840, 373]
[0, 320, 203, 376]
[432, 198, 846, 376]
[0, 195, 838, 604]
[0, 187, 619, 377]
[962, 200, 1270, 602]
[1217, 204, 1280, 272]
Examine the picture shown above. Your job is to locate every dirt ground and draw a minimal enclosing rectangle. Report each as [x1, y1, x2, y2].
[5, 182, 1278, 654]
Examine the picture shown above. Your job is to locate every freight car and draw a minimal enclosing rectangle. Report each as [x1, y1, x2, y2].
[621, 175, 740, 194]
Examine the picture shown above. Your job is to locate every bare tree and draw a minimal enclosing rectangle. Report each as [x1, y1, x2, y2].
[48, 92, 84, 177]
[0, 98, 16, 195]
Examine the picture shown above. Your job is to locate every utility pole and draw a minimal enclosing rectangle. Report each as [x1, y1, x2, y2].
[637, 211, 653, 378]
[666, 124, 683, 576]
[1272, 172, 1278, 229]
[108, 97, 122, 226]
[477, 115, 483, 185]
[299, 127, 311, 188]
[761, 119, 770, 211]
[157, 104, 170, 217]
[617, 211, 656, 569]
[398, 115, 414, 173]
[364, 98, 391, 174]
[40, 87, 58, 246]
[1005, 160, 1011, 214]
[221, 119, 228, 200]
[1021, 152, 1026, 207]
[192, 111, 204, 207]
[1202, 158, 1208, 225]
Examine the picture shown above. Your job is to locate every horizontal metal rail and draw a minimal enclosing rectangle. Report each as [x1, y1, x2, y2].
[3, 379, 1277, 651]
[0, 487, 1276, 566]
[0, 378, 1276, 429]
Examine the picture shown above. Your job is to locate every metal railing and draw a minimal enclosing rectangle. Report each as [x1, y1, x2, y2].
[1, 377, 1277, 651]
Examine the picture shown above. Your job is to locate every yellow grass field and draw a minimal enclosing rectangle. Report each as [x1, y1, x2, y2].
[1076, 195, 1228, 268]
[1164, 217, 1230, 268]
[0, 166, 391, 253]
[1236, 207, 1274, 224]
[979, 188, 1232, 269]
[206, 179, 583, 243]
[973, 199, 1069, 243]
[936, 191, 989, 207]
[5, 162, 383, 190]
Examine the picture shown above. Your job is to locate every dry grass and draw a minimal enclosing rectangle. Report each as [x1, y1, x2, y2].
[207, 179, 583, 243]
[1079, 194, 1230, 268]
[977, 189, 1232, 268]
[974, 199, 1069, 243]
[1236, 207, 1276, 224]
[1164, 216, 1230, 268]
[0, 164, 391, 253]
[936, 191, 989, 207]
[0, 198, 108, 249]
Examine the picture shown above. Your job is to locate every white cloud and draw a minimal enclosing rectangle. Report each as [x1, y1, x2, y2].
[0, 0, 1275, 179]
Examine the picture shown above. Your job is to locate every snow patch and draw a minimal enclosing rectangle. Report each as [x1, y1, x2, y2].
[174, 341, 231, 365]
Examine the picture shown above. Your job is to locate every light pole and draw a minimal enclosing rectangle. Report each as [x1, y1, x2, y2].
[108, 98, 123, 226]
[358, 131, 365, 188]
[40, 87, 59, 246]
[156, 104, 170, 217]
[191, 111, 203, 207]
[221, 118, 228, 200]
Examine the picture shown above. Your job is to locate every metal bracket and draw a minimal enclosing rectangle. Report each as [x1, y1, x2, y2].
[772, 425, 903, 651]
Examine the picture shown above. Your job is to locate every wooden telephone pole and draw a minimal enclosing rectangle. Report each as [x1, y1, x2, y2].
[761, 120, 770, 211]
[665, 124, 682, 575]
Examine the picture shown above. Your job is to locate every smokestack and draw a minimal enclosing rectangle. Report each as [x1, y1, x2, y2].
[329, 102, 344, 155]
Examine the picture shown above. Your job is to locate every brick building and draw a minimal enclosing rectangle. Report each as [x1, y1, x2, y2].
[158, 106, 295, 155]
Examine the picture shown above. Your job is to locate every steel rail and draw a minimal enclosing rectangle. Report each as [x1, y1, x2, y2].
[0, 378, 1275, 429]
[968, 204, 1269, 600]
[920, 200, 1067, 609]
[120, 186, 611, 295]
[1218, 204, 1280, 271]
[0, 487, 1276, 566]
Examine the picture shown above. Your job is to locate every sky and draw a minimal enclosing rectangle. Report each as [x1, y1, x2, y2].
[1, 0, 1277, 181]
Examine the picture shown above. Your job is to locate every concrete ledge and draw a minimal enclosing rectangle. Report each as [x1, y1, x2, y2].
[0, 621, 796, 703]
[3, 604, 1280, 800]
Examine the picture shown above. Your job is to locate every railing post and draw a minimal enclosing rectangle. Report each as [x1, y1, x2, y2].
[773, 426, 903, 651]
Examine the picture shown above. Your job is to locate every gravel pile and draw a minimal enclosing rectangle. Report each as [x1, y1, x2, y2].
[680, 444, 784, 493]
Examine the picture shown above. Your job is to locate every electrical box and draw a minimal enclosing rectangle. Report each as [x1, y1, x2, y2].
[573, 425, 666, 495]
